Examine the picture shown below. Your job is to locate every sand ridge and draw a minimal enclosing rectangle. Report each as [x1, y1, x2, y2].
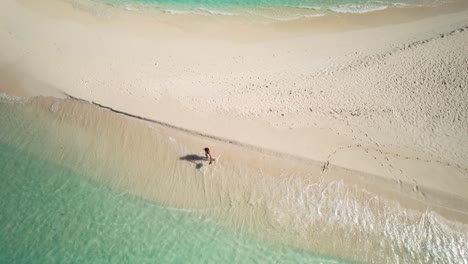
[1, 0, 468, 215]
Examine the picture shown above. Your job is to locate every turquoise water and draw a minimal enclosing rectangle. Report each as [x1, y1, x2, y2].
[94, 0, 444, 17]
[107, 0, 426, 8]
[1, 97, 467, 263]
[0, 102, 347, 263]
[0, 144, 345, 263]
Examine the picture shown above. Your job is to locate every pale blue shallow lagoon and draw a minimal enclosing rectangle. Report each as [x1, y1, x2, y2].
[1, 96, 467, 263]
[91, 0, 447, 19]
[0, 98, 350, 263]
[0, 144, 345, 263]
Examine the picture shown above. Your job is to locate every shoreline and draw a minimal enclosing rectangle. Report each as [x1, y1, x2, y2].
[2, 89, 468, 224]
[2, 0, 468, 225]
[1, 94, 467, 263]
[62, 94, 468, 223]
[19, 0, 468, 38]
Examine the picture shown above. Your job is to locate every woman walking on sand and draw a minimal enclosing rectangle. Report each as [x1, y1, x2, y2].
[204, 147, 215, 165]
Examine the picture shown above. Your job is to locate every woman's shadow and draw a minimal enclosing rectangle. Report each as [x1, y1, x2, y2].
[179, 154, 205, 169]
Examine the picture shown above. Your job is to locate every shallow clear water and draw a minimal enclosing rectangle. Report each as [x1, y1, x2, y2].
[0, 96, 467, 263]
[90, 0, 447, 19]
[104, 0, 430, 8]
[0, 111, 345, 263]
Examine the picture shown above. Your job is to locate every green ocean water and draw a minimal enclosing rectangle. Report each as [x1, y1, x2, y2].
[104, 0, 425, 8]
[0, 102, 347, 263]
[1, 97, 467, 263]
[94, 0, 443, 16]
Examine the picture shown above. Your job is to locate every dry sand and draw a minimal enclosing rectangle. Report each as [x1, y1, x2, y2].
[1, 0, 468, 219]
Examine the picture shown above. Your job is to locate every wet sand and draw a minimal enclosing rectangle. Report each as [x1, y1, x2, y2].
[1, 0, 468, 262]
[2, 0, 468, 212]
[1, 95, 467, 262]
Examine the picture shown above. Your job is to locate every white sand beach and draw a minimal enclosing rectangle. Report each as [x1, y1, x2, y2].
[2, 0, 467, 212]
[1, 0, 468, 261]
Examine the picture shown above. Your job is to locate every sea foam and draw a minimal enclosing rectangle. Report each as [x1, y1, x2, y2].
[1, 96, 466, 263]
[328, 4, 388, 14]
[87, 0, 435, 19]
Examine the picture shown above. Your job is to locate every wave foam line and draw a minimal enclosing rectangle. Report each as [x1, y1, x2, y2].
[328, 5, 388, 14]
[162, 8, 239, 16]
